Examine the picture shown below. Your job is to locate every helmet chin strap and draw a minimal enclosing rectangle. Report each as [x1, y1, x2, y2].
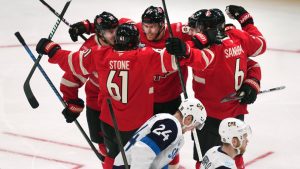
[153, 23, 165, 41]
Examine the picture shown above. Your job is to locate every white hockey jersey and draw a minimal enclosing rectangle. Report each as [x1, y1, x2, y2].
[113, 113, 184, 169]
[201, 146, 237, 169]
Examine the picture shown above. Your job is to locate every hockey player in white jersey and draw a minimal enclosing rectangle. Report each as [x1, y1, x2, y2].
[113, 98, 207, 169]
[201, 118, 251, 169]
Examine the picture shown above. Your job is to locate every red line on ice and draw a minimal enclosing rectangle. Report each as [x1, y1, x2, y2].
[3, 132, 91, 151]
[245, 151, 274, 166]
[0, 148, 84, 169]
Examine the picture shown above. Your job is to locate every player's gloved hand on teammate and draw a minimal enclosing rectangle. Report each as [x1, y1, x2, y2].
[62, 98, 85, 123]
[225, 5, 254, 27]
[69, 20, 92, 42]
[166, 37, 190, 58]
[224, 23, 236, 31]
[237, 78, 260, 104]
[192, 28, 221, 50]
[36, 38, 61, 58]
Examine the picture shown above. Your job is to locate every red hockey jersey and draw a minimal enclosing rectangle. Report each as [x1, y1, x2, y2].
[49, 45, 214, 131]
[136, 22, 191, 102]
[60, 35, 101, 110]
[192, 24, 266, 120]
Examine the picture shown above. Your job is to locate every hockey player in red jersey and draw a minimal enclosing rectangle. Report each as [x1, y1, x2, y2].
[58, 12, 119, 160]
[36, 23, 216, 169]
[69, 6, 192, 116]
[137, 6, 192, 115]
[187, 6, 266, 169]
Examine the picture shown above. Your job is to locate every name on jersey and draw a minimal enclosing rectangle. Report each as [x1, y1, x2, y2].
[224, 45, 244, 59]
[109, 60, 130, 70]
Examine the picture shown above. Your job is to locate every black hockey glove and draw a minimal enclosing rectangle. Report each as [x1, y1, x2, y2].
[192, 28, 221, 50]
[69, 20, 92, 42]
[62, 99, 84, 123]
[226, 5, 254, 27]
[36, 38, 61, 58]
[166, 37, 190, 58]
[237, 78, 260, 104]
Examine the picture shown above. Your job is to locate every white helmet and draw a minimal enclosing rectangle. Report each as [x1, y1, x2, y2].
[219, 118, 251, 145]
[178, 98, 207, 129]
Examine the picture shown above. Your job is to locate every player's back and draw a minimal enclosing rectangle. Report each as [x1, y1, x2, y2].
[192, 35, 249, 119]
[114, 113, 183, 168]
[201, 146, 237, 169]
[95, 46, 164, 131]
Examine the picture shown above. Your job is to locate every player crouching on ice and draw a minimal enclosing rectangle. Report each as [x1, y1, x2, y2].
[201, 118, 251, 169]
[113, 98, 207, 169]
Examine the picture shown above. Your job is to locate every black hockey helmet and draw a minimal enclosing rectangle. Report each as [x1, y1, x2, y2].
[195, 8, 225, 32]
[188, 9, 208, 28]
[114, 23, 140, 51]
[142, 6, 165, 24]
[94, 11, 119, 33]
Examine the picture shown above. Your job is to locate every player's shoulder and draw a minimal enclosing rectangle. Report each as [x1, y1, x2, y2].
[203, 146, 236, 169]
[150, 113, 181, 133]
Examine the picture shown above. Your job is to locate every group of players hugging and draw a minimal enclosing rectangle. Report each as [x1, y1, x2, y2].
[35, 3, 266, 169]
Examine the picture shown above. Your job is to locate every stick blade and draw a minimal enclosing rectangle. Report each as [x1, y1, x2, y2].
[23, 80, 39, 108]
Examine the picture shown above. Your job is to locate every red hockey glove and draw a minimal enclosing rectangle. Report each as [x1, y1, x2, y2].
[226, 5, 254, 27]
[237, 78, 260, 104]
[62, 99, 84, 123]
[36, 38, 61, 58]
[166, 37, 190, 58]
[69, 20, 92, 42]
[192, 28, 221, 49]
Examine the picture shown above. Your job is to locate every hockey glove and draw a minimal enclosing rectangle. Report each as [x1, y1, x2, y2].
[166, 37, 190, 58]
[237, 78, 260, 104]
[62, 99, 84, 123]
[69, 20, 92, 42]
[226, 5, 254, 27]
[192, 28, 221, 50]
[225, 23, 237, 31]
[36, 38, 61, 58]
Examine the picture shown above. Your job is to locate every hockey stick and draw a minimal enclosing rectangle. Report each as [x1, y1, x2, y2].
[106, 98, 129, 169]
[161, 0, 187, 100]
[23, 0, 71, 108]
[16, 32, 105, 162]
[220, 86, 286, 103]
[15, 31, 105, 162]
[161, 0, 203, 161]
[39, 0, 87, 41]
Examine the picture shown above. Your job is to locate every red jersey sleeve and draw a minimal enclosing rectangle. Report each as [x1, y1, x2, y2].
[246, 59, 261, 81]
[49, 46, 100, 76]
[60, 72, 87, 101]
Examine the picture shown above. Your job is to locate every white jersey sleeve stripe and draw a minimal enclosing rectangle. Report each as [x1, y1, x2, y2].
[60, 78, 79, 87]
[249, 36, 264, 57]
[79, 51, 89, 75]
[67, 52, 88, 83]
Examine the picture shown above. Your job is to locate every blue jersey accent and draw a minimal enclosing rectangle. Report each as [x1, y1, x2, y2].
[141, 136, 161, 155]
[147, 118, 178, 151]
